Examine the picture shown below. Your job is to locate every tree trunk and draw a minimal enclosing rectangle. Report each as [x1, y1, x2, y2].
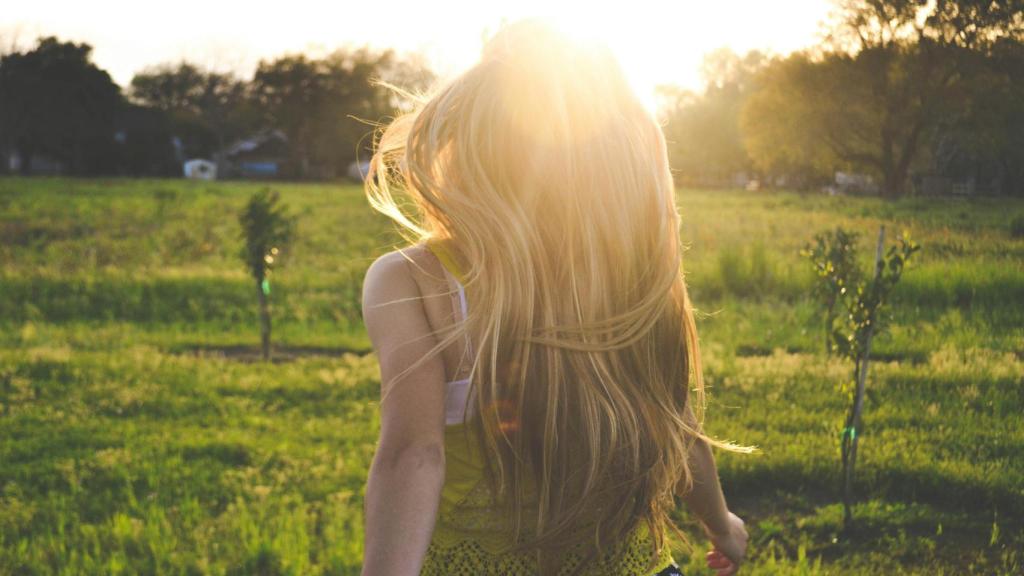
[880, 127, 896, 197]
[889, 120, 925, 198]
[883, 169, 906, 198]
[825, 297, 836, 357]
[842, 226, 885, 532]
[257, 279, 272, 361]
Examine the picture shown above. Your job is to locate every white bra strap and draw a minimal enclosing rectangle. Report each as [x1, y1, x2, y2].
[442, 266, 474, 359]
[457, 283, 468, 321]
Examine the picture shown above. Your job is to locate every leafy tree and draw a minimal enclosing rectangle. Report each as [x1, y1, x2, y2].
[804, 226, 920, 531]
[802, 227, 862, 356]
[113, 103, 180, 176]
[924, 37, 1024, 196]
[130, 62, 258, 159]
[743, 43, 964, 197]
[251, 46, 434, 179]
[657, 49, 764, 187]
[739, 53, 840, 188]
[0, 36, 122, 174]
[742, 0, 1023, 196]
[828, 0, 1024, 53]
[239, 189, 296, 361]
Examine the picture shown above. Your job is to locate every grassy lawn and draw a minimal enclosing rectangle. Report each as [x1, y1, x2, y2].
[1, 176, 1021, 574]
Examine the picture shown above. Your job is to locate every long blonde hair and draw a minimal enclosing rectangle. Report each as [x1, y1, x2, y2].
[365, 17, 747, 573]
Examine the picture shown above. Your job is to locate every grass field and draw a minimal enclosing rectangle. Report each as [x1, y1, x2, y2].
[1, 176, 1022, 575]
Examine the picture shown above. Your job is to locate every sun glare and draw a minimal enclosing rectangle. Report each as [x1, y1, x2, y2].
[538, 14, 663, 114]
[463, 1, 833, 115]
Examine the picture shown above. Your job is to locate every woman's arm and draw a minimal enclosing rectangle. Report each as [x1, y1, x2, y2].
[676, 403, 748, 576]
[360, 250, 448, 576]
[679, 434, 732, 535]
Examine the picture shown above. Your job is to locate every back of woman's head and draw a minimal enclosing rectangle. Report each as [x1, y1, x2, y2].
[366, 17, 737, 572]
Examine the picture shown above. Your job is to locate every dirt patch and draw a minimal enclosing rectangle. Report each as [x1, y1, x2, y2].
[735, 344, 806, 357]
[173, 344, 372, 363]
[734, 344, 928, 365]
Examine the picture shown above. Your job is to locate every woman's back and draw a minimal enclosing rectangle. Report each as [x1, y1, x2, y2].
[409, 239, 680, 575]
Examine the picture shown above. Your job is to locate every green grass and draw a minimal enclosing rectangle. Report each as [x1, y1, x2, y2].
[1, 176, 1022, 574]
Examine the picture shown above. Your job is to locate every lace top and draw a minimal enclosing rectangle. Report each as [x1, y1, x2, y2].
[420, 238, 676, 575]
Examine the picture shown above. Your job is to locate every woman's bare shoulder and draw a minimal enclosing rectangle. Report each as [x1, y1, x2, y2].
[362, 244, 444, 310]
[364, 243, 441, 282]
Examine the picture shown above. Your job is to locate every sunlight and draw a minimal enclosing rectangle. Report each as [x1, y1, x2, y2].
[533, 13, 664, 114]
[466, 0, 833, 114]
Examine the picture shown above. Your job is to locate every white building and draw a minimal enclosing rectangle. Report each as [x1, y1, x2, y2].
[184, 159, 217, 180]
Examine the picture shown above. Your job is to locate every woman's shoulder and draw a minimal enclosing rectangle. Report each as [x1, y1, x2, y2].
[362, 243, 444, 308]
[365, 242, 442, 278]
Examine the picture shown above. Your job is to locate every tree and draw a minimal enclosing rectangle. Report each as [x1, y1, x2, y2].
[251, 46, 434, 179]
[239, 189, 296, 361]
[113, 103, 181, 177]
[251, 54, 329, 178]
[742, 0, 1023, 196]
[0, 36, 122, 175]
[804, 226, 919, 531]
[825, 1, 972, 196]
[743, 42, 964, 197]
[739, 53, 839, 187]
[130, 62, 258, 159]
[828, 0, 1024, 53]
[657, 49, 764, 187]
[802, 228, 862, 356]
[922, 37, 1024, 196]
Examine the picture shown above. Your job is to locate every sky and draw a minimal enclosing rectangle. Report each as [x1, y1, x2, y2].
[2, 0, 837, 110]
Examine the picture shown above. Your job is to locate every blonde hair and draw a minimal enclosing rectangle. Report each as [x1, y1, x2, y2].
[365, 17, 748, 574]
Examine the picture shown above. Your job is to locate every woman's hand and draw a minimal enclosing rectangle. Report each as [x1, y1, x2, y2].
[703, 511, 747, 576]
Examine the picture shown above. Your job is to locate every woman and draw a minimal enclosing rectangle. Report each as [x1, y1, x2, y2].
[359, 17, 750, 576]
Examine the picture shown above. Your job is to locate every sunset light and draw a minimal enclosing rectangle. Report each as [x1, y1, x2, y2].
[3, 0, 834, 111]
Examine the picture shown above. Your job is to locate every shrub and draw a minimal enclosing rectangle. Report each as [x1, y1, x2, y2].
[1010, 214, 1024, 239]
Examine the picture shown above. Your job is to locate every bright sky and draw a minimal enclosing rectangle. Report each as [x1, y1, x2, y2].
[2, 0, 835, 110]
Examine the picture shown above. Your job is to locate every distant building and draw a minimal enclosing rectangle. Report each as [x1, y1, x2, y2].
[184, 159, 217, 180]
[217, 130, 288, 179]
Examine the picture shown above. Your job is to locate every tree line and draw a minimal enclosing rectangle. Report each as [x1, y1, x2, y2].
[0, 37, 434, 179]
[659, 0, 1024, 196]
[1, 1, 1022, 195]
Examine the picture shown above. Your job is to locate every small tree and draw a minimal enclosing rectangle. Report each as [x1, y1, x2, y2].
[802, 227, 862, 356]
[803, 225, 919, 531]
[239, 188, 296, 361]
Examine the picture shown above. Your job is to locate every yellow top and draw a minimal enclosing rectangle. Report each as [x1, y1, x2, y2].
[420, 239, 676, 575]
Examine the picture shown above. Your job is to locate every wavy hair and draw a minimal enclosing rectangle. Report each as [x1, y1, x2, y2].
[364, 17, 749, 574]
